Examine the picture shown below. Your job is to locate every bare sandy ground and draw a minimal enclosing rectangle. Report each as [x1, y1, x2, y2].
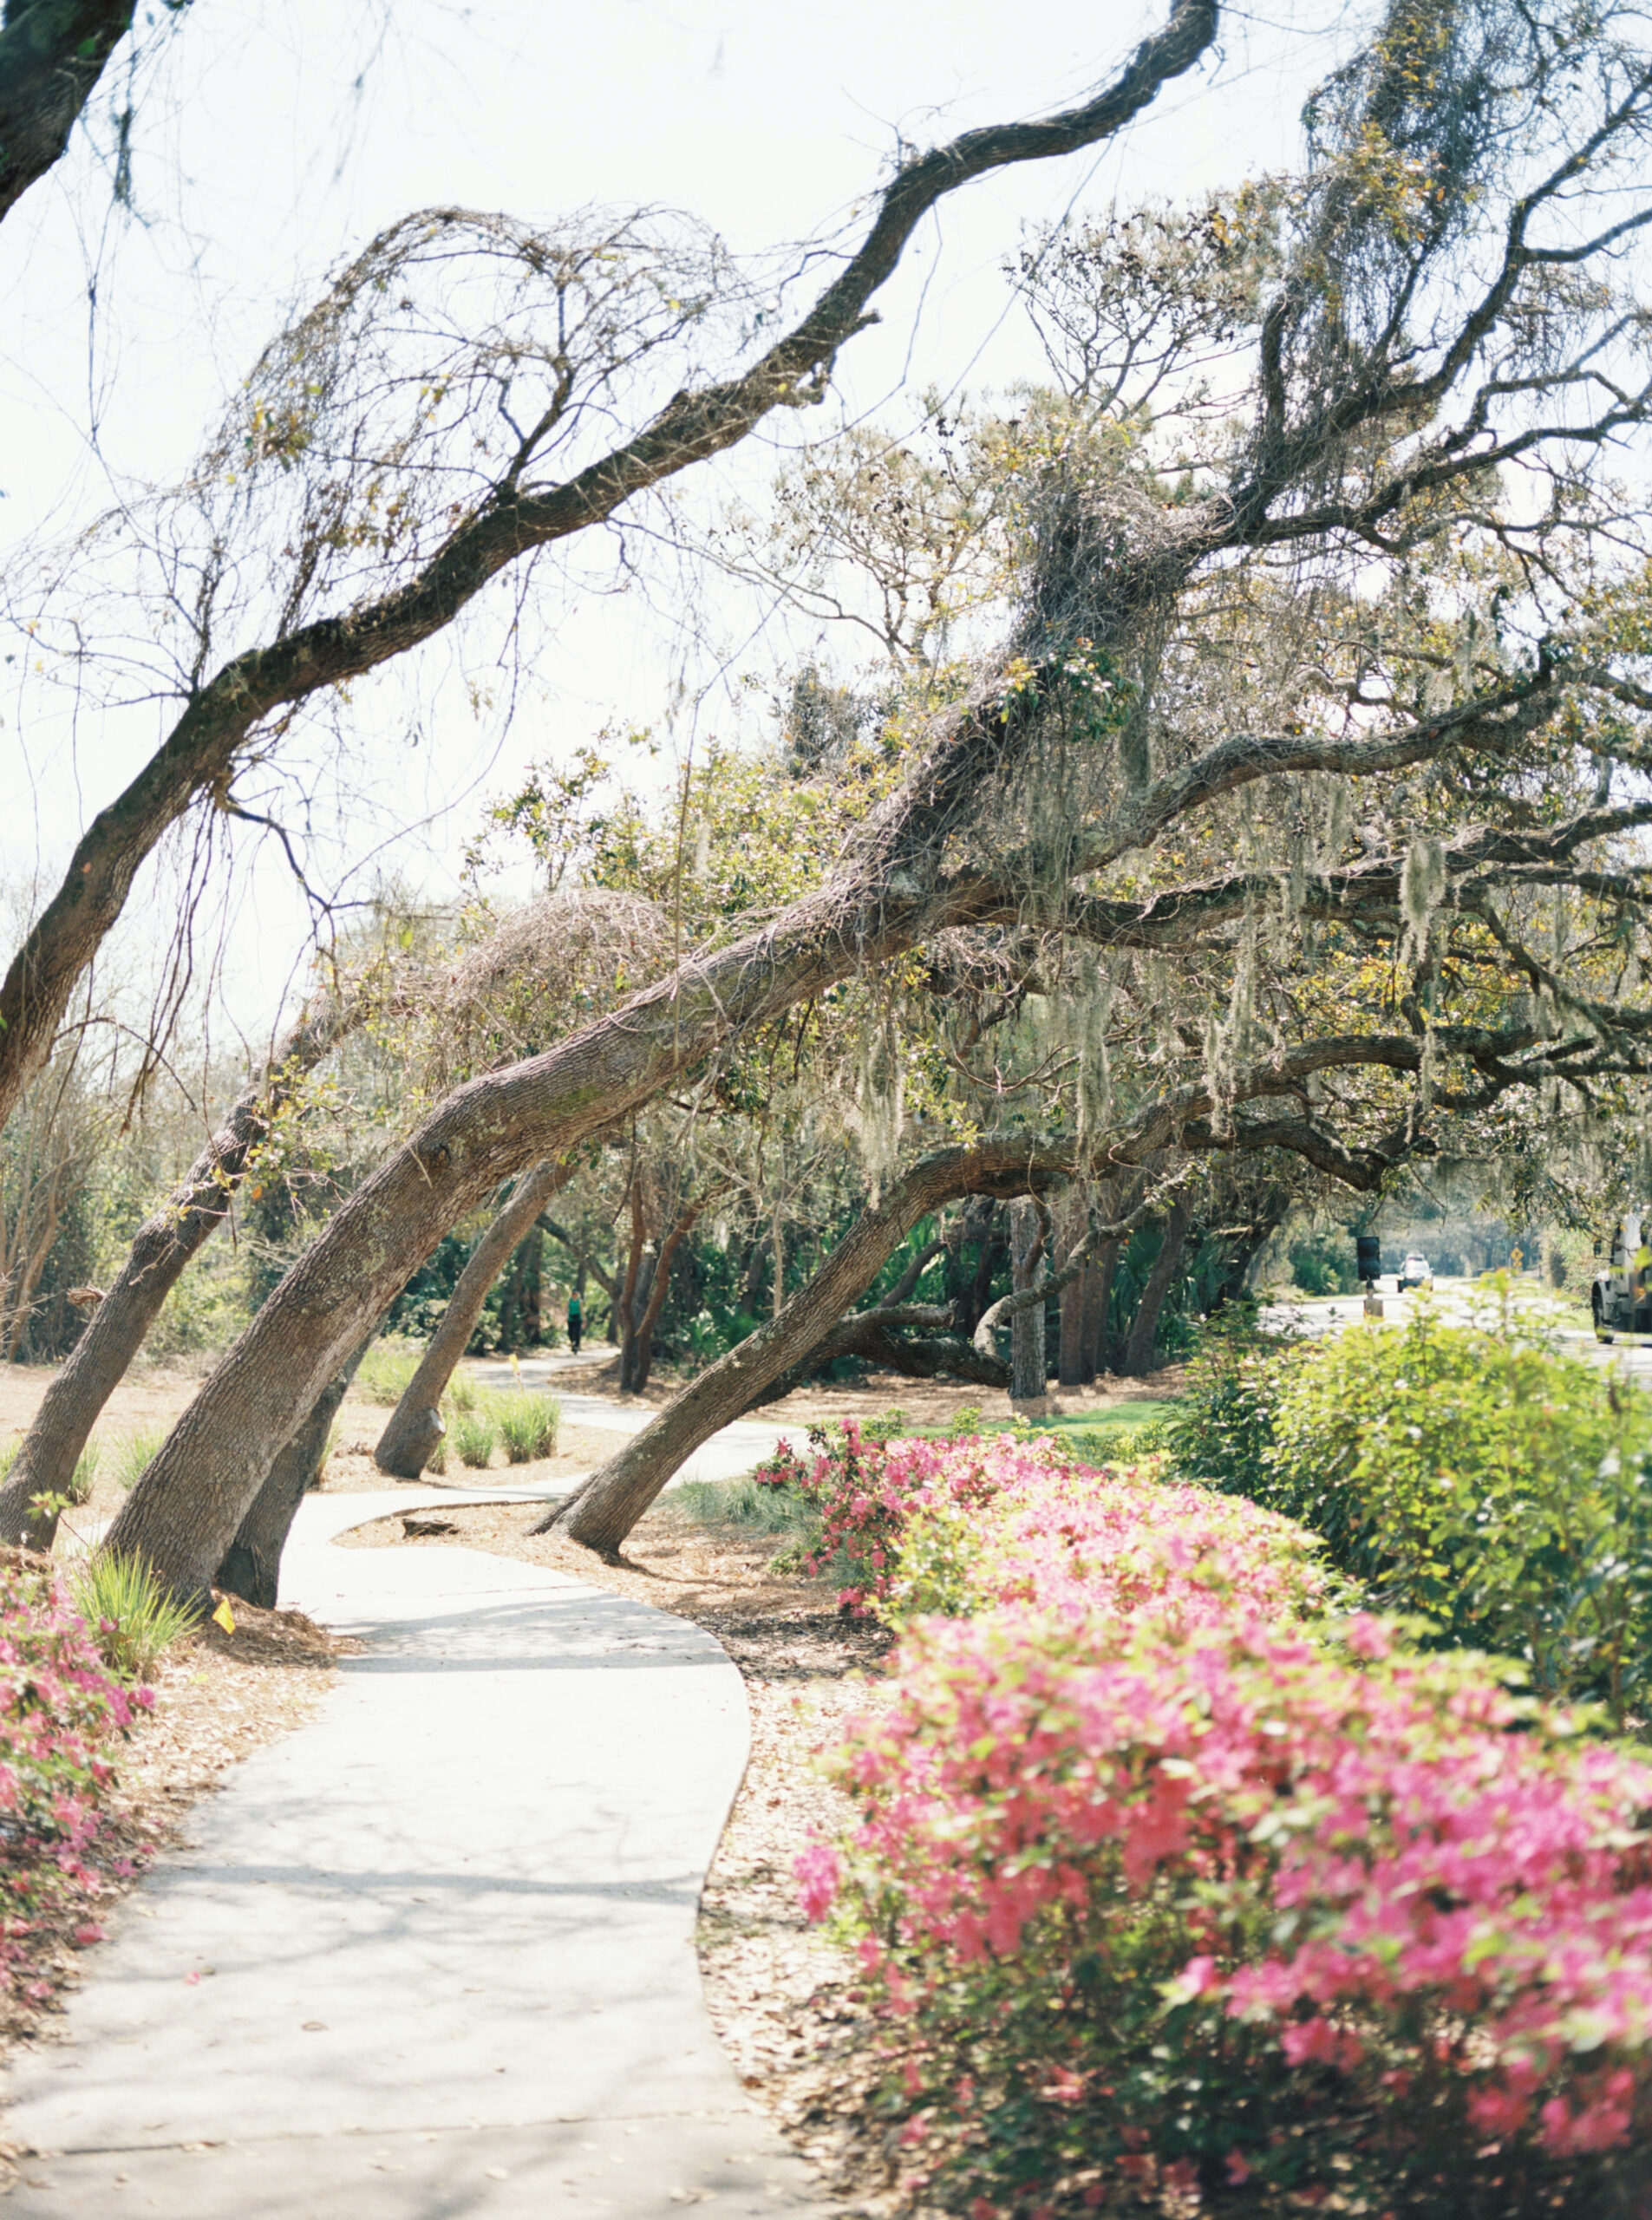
[0, 1364, 612, 1532]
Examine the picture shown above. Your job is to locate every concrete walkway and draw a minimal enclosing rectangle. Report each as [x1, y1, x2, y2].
[1, 1492, 830, 2218]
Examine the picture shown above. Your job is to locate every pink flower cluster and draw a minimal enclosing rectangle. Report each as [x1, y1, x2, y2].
[0, 1561, 147, 2005]
[800, 1440, 1652, 2198]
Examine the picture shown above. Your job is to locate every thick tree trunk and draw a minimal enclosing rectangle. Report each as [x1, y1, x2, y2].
[537, 1141, 1066, 1557]
[1120, 1199, 1192, 1377]
[375, 1160, 572, 1479]
[214, 1340, 371, 1608]
[0, 5, 1218, 1146]
[1009, 1198, 1048, 1403]
[1055, 1198, 1088, 1387]
[0, 2, 141, 226]
[1059, 1268, 1087, 1386]
[1082, 1241, 1119, 1378]
[0, 998, 347, 1549]
[754, 1323, 1008, 1406]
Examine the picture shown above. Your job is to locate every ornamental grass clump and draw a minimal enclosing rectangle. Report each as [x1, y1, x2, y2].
[452, 1406, 498, 1469]
[0, 1556, 150, 2010]
[68, 1554, 201, 1681]
[802, 1440, 1652, 2217]
[497, 1392, 559, 1464]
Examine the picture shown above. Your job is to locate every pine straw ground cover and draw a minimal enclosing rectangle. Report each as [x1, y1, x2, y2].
[0, 1545, 351, 2189]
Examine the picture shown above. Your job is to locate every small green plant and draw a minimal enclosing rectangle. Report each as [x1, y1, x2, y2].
[68, 1554, 200, 1680]
[497, 1393, 559, 1464]
[355, 1342, 424, 1406]
[863, 1407, 907, 1445]
[452, 1407, 498, 1469]
[66, 1440, 101, 1506]
[427, 1432, 448, 1477]
[310, 1423, 341, 1491]
[674, 1472, 819, 1541]
[947, 1405, 982, 1439]
[0, 1439, 17, 1482]
[112, 1427, 167, 1492]
[447, 1371, 478, 1415]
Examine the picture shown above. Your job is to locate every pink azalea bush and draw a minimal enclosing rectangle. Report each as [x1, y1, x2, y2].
[0, 1557, 147, 2011]
[800, 1440, 1652, 2216]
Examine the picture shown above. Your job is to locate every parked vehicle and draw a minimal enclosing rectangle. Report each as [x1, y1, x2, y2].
[1592, 1212, 1652, 1342]
[1397, 1252, 1433, 1292]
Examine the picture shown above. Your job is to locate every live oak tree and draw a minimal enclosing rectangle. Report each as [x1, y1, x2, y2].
[98, 0, 1652, 1591]
[0, 0, 181, 225]
[0, 0, 1220, 1144]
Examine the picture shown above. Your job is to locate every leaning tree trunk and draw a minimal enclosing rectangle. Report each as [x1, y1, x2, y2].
[537, 1141, 1068, 1558]
[214, 1338, 372, 1608]
[1120, 1198, 1193, 1377]
[99, 854, 999, 1597]
[375, 1160, 573, 1479]
[1009, 1198, 1048, 1404]
[0, 996, 348, 1549]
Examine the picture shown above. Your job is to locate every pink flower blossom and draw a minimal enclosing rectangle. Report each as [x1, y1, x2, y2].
[793, 1845, 840, 1922]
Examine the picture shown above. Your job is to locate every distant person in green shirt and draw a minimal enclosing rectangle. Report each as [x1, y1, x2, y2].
[566, 1290, 584, 1355]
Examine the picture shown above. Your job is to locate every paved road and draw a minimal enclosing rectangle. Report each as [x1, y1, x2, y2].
[1261, 1278, 1652, 1381]
[1, 1491, 830, 2219]
[468, 1348, 813, 1485]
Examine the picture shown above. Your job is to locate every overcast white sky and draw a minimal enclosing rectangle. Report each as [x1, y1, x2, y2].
[0, 0, 1361, 1054]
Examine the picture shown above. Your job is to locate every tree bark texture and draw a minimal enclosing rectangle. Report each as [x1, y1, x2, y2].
[375, 1159, 574, 1479]
[1058, 1276, 1087, 1387]
[1009, 1198, 1048, 1402]
[213, 1338, 370, 1609]
[0, 996, 348, 1548]
[536, 1141, 1069, 1557]
[0, 0, 1218, 1143]
[0, 1, 140, 225]
[1120, 1199, 1193, 1376]
[1082, 1242, 1119, 1378]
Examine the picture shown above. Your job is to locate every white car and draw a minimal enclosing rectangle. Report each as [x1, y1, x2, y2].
[1397, 1252, 1433, 1291]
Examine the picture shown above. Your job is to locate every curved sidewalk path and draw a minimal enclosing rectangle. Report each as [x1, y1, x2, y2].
[2, 1490, 831, 2218]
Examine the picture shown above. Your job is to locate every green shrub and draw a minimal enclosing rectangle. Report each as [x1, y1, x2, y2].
[1165, 1315, 1298, 1498]
[447, 1371, 479, 1415]
[0, 1439, 16, 1483]
[355, 1342, 424, 1406]
[1288, 1225, 1359, 1295]
[111, 1427, 167, 1492]
[497, 1392, 559, 1463]
[68, 1554, 201, 1680]
[452, 1407, 497, 1469]
[674, 1472, 819, 1539]
[1177, 1303, 1652, 1720]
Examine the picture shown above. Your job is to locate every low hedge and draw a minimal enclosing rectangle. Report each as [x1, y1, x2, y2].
[796, 1436, 1652, 2217]
[1168, 1306, 1652, 1720]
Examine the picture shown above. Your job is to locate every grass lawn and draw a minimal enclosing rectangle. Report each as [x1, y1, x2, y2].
[990, 1401, 1175, 1461]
